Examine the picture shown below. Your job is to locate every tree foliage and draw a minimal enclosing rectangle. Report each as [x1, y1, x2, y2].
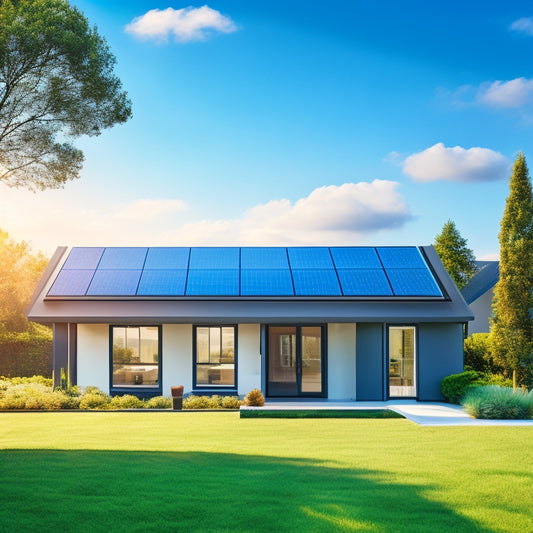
[434, 219, 477, 290]
[491, 152, 533, 388]
[0, 229, 48, 332]
[0, 0, 132, 189]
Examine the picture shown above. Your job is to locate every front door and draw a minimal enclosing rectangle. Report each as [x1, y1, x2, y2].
[388, 326, 417, 398]
[267, 326, 325, 397]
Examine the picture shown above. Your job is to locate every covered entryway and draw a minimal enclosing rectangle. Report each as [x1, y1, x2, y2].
[267, 325, 326, 397]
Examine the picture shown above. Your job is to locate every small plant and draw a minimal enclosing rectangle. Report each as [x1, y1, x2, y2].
[222, 396, 242, 409]
[109, 394, 144, 409]
[441, 370, 482, 403]
[145, 396, 172, 409]
[183, 395, 211, 409]
[462, 385, 533, 419]
[79, 392, 111, 410]
[244, 388, 265, 407]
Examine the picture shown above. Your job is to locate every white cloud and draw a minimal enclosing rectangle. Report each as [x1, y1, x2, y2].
[125, 6, 237, 42]
[477, 77, 533, 108]
[510, 17, 533, 36]
[402, 143, 509, 183]
[167, 181, 413, 245]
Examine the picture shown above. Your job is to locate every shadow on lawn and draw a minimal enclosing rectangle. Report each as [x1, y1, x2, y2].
[1, 449, 490, 533]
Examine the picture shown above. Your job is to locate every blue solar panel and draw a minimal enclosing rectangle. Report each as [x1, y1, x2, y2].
[86, 270, 142, 296]
[62, 248, 104, 270]
[144, 247, 190, 269]
[241, 269, 294, 295]
[48, 269, 95, 296]
[377, 247, 426, 269]
[386, 268, 442, 296]
[98, 248, 148, 269]
[241, 247, 289, 269]
[186, 269, 239, 295]
[137, 269, 187, 296]
[189, 248, 240, 269]
[337, 269, 392, 296]
[288, 248, 334, 269]
[292, 269, 341, 295]
[330, 247, 382, 269]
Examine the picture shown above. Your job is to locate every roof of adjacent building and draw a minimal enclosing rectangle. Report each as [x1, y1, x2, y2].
[461, 261, 499, 304]
[26, 245, 474, 324]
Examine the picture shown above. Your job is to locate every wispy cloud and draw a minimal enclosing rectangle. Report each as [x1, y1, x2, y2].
[510, 17, 533, 36]
[402, 143, 509, 183]
[125, 6, 237, 42]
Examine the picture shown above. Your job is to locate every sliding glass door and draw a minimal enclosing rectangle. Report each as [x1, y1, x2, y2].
[267, 326, 325, 397]
[388, 326, 416, 397]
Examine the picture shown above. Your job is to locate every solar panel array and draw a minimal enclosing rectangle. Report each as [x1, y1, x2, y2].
[47, 246, 443, 298]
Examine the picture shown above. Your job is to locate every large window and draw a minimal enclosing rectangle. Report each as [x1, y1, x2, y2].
[388, 326, 416, 397]
[194, 326, 236, 388]
[111, 326, 160, 388]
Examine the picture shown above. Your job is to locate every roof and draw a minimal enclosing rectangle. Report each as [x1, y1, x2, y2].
[461, 261, 499, 304]
[27, 245, 474, 324]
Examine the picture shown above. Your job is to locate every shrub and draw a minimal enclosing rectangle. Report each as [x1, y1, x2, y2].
[145, 396, 172, 409]
[462, 386, 533, 419]
[79, 392, 110, 410]
[441, 370, 482, 403]
[221, 396, 242, 409]
[183, 395, 212, 409]
[244, 388, 265, 407]
[109, 394, 144, 409]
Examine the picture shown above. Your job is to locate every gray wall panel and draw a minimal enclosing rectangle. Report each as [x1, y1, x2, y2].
[356, 323, 383, 400]
[418, 323, 464, 401]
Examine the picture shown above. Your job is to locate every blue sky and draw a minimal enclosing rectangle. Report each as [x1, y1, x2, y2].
[3, 0, 533, 259]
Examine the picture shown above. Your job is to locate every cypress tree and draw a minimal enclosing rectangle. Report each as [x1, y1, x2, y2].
[434, 220, 477, 290]
[491, 152, 533, 388]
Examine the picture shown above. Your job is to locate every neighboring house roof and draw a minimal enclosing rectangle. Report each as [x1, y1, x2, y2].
[27, 245, 474, 324]
[461, 261, 499, 304]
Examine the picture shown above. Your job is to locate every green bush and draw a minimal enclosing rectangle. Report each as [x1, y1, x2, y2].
[79, 392, 110, 410]
[145, 396, 172, 409]
[463, 333, 503, 374]
[109, 394, 144, 409]
[221, 396, 242, 409]
[183, 395, 242, 409]
[441, 370, 482, 403]
[244, 388, 265, 407]
[0, 382, 78, 410]
[462, 386, 533, 419]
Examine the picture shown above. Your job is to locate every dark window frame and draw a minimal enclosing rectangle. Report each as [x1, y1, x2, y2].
[386, 324, 418, 400]
[193, 325, 238, 392]
[109, 325, 162, 397]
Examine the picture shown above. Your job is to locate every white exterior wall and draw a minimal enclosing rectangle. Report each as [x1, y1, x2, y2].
[237, 324, 261, 395]
[77, 324, 109, 392]
[327, 323, 356, 400]
[162, 324, 193, 395]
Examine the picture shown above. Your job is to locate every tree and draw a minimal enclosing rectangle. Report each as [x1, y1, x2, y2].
[491, 152, 533, 388]
[0, 0, 132, 190]
[434, 219, 477, 290]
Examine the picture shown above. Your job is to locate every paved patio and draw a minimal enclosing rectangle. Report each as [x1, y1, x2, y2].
[242, 400, 533, 426]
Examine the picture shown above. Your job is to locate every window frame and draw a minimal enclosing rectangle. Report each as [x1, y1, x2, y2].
[109, 325, 162, 396]
[193, 325, 238, 392]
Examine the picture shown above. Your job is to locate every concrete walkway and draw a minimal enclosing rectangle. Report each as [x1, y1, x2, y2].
[246, 400, 533, 426]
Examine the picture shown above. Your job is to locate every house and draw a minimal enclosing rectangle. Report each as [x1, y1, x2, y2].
[27, 245, 473, 401]
[461, 261, 499, 335]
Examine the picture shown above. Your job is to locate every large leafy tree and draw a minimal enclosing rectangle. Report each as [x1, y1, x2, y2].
[434, 219, 477, 290]
[491, 152, 533, 388]
[0, 0, 132, 189]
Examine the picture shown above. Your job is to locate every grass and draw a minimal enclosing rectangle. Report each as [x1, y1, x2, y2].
[240, 408, 403, 418]
[1, 412, 532, 532]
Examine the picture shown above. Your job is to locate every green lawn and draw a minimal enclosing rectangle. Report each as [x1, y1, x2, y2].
[1, 412, 532, 532]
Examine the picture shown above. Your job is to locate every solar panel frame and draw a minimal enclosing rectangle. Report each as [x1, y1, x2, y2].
[98, 248, 148, 270]
[48, 269, 95, 296]
[86, 270, 142, 296]
[337, 268, 393, 296]
[240, 247, 290, 269]
[186, 269, 240, 296]
[292, 269, 341, 295]
[330, 247, 382, 269]
[62, 247, 104, 270]
[188, 247, 240, 269]
[241, 269, 294, 295]
[144, 247, 190, 270]
[137, 269, 187, 296]
[288, 248, 334, 269]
